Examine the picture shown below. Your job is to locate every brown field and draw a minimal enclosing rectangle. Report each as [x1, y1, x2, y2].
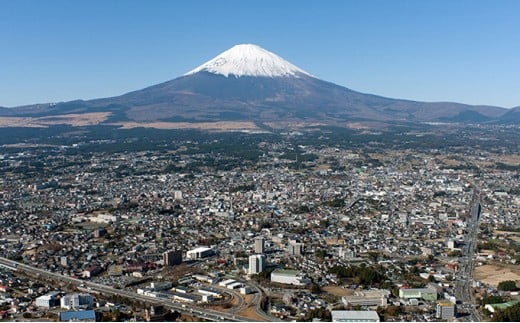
[0, 115, 263, 132]
[494, 230, 520, 242]
[113, 121, 261, 131]
[474, 263, 520, 287]
[0, 113, 111, 128]
[323, 286, 354, 296]
[264, 121, 325, 129]
[490, 154, 520, 165]
[236, 305, 266, 321]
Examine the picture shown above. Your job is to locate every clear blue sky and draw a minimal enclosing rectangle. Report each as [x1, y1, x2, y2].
[1, 0, 519, 108]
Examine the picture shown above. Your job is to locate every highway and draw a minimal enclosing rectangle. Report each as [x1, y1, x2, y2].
[0, 256, 264, 322]
[454, 188, 482, 322]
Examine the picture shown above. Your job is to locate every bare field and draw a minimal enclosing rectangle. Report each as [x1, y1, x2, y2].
[236, 305, 266, 321]
[323, 286, 354, 296]
[264, 121, 326, 129]
[0, 115, 263, 132]
[489, 154, 520, 165]
[0, 113, 111, 127]
[474, 263, 520, 287]
[113, 121, 260, 131]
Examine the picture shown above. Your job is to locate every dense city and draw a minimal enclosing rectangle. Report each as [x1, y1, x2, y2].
[0, 124, 519, 322]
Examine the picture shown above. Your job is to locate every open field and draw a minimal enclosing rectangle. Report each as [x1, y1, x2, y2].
[264, 121, 326, 129]
[236, 304, 266, 321]
[112, 121, 261, 131]
[0, 113, 111, 127]
[474, 263, 520, 287]
[0, 114, 264, 132]
[323, 286, 354, 297]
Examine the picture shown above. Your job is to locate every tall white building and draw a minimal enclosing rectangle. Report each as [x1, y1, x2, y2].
[248, 254, 266, 274]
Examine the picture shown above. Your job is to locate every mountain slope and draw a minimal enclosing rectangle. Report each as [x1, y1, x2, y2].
[0, 43, 512, 124]
[498, 106, 520, 123]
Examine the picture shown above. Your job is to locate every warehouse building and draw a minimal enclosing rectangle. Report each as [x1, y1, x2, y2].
[331, 310, 380, 322]
[270, 269, 310, 286]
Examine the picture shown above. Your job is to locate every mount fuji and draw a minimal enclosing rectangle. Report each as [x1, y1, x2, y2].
[0, 44, 510, 124]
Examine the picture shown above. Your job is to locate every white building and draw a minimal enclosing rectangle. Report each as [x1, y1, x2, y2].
[60, 293, 94, 309]
[331, 310, 380, 322]
[227, 282, 244, 290]
[270, 269, 309, 286]
[342, 289, 390, 307]
[35, 291, 60, 308]
[219, 279, 236, 287]
[89, 213, 119, 224]
[197, 287, 222, 297]
[248, 254, 266, 274]
[186, 247, 215, 260]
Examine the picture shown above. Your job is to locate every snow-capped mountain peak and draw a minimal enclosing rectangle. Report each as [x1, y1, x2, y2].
[185, 44, 311, 78]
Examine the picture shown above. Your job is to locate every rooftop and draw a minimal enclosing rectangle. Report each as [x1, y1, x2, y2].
[331, 310, 380, 322]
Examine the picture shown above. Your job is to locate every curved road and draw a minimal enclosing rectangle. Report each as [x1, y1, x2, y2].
[0, 256, 263, 322]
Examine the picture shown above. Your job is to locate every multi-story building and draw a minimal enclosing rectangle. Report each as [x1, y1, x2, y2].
[288, 242, 303, 256]
[254, 237, 265, 254]
[60, 293, 94, 309]
[163, 250, 183, 266]
[248, 254, 266, 274]
[35, 291, 60, 308]
[436, 300, 456, 320]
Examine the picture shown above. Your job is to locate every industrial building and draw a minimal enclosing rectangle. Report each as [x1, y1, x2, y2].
[186, 247, 215, 260]
[248, 254, 266, 274]
[219, 279, 237, 287]
[270, 269, 309, 286]
[331, 310, 380, 322]
[342, 289, 390, 307]
[197, 287, 222, 298]
[58, 310, 96, 322]
[436, 300, 456, 320]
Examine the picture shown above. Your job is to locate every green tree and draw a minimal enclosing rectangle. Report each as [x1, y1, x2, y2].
[492, 302, 520, 322]
[304, 308, 331, 322]
[481, 295, 504, 306]
[310, 283, 322, 294]
[498, 280, 518, 291]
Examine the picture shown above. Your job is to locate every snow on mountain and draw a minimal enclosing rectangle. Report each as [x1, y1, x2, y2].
[185, 44, 311, 78]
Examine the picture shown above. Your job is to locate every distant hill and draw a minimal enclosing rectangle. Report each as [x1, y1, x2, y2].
[498, 106, 520, 123]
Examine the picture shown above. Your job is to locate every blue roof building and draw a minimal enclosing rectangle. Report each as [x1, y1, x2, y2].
[59, 310, 96, 322]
